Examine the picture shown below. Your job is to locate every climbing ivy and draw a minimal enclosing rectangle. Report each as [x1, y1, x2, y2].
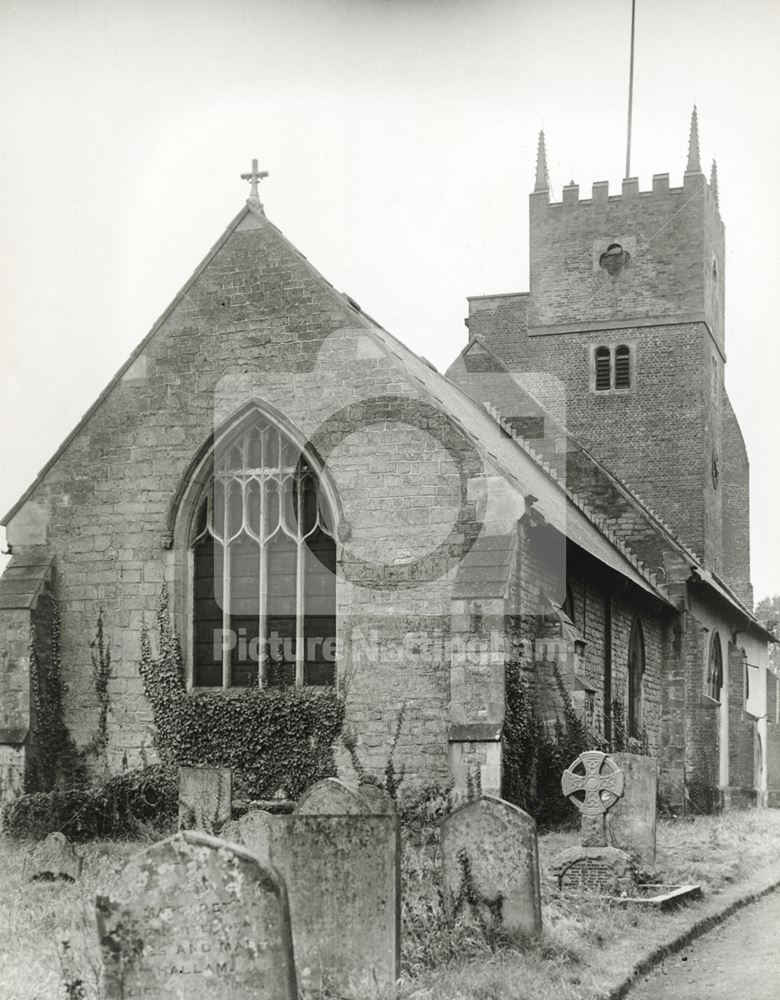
[83, 609, 112, 772]
[502, 661, 591, 827]
[139, 585, 344, 799]
[28, 600, 85, 792]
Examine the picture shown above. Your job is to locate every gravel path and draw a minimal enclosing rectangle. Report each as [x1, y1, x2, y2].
[627, 888, 780, 999]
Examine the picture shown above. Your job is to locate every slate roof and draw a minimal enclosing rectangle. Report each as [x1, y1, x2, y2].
[0, 201, 690, 610]
[447, 335, 773, 639]
[452, 534, 514, 599]
[0, 547, 53, 610]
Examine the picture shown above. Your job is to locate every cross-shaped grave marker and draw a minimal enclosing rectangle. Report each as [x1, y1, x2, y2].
[561, 750, 625, 847]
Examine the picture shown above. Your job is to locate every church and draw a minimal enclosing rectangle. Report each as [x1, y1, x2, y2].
[0, 109, 776, 814]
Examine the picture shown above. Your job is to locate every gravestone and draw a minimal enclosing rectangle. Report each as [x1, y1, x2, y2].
[550, 751, 636, 893]
[178, 766, 232, 833]
[358, 782, 395, 814]
[440, 794, 542, 939]
[295, 777, 371, 815]
[221, 809, 275, 861]
[221, 809, 400, 992]
[96, 830, 298, 1000]
[25, 832, 82, 882]
[606, 752, 658, 865]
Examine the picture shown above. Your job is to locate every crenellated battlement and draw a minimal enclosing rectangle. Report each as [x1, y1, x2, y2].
[527, 109, 725, 351]
[537, 171, 720, 216]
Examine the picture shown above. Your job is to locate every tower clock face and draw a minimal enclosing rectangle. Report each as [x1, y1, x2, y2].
[712, 451, 719, 489]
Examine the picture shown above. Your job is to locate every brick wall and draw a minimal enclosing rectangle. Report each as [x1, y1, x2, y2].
[464, 171, 738, 590]
[721, 393, 752, 607]
[727, 642, 757, 806]
[527, 174, 724, 348]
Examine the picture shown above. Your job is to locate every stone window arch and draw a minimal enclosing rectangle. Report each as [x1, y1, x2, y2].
[627, 617, 645, 737]
[175, 407, 338, 689]
[706, 631, 724, 702]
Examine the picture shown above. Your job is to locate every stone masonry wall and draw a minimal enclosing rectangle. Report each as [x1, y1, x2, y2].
[4, 209, 487, 789]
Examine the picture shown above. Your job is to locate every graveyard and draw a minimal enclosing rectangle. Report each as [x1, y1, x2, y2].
[3, 763, 780, 1000]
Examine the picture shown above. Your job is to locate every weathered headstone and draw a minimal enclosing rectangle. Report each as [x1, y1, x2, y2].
[358, 782, 395, 813]
[550, 750, 636, 893]
[295, 777, 371, 815]
[25, 832, 82, 882]
[96, 830, 298, 1000]
[440, 794, 542, 939]
[606, 752, 658, 865]
[178, 766, 232, 833]
[222, 809, 399, 992]
[221, 809, 275, 861]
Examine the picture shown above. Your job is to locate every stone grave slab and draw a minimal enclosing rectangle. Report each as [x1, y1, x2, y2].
[294, 777, 371, 815]
[25, 832, 82, 882]
[178, 766, 232, 834]
[606, 752, 657, 865]
[550, 845, 635, 893]
[227, 811, 399, 992]
[440, 794, 542, 939]
[96, 830, 298, 1000]
[221, 809, 275, 861]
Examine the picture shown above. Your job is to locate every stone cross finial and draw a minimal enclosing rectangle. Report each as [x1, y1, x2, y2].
[241, 158, 269, 209]
[562, 750, 624, 847]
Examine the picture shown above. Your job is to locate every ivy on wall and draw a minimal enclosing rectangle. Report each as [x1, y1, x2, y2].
[139, 585, 344, 799]
[28, 600, 85, 792]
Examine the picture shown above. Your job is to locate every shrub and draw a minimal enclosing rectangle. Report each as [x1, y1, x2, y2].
[2, 765, 178, 841]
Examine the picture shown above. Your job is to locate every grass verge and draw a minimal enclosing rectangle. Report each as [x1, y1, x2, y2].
[2, 810, 780, 1000]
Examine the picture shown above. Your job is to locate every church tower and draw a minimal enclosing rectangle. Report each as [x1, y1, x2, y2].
[463, 111, 751, 603]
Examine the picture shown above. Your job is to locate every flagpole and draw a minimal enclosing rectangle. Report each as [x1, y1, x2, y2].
[625, 0, 636, 178]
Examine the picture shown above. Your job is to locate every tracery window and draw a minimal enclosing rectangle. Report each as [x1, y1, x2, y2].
[706, 632, 723, 702]
[627, 617, 645, 738]
[190, 419, 336, 689]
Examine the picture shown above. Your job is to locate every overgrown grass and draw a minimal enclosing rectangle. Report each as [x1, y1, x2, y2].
[3, 811, 780, 1000]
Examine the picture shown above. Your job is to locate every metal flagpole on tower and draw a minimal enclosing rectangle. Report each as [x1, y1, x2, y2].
[625, 0, 637, 178]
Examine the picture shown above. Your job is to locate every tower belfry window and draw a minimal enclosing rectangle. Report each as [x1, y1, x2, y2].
[614, 345, 631, 389]
[595, 347, 611, 391]
[592, 344, 633, 392]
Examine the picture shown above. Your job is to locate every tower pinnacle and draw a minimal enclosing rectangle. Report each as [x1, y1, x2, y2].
[710, 159, 720, 208]
[535, 131, 549, 192]
[686, 106, 701, 173]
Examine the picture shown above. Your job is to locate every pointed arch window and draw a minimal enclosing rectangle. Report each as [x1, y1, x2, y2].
[190, 418, 336, 689]
[706, 632, 723, 702]
[628, 617, 645, 738]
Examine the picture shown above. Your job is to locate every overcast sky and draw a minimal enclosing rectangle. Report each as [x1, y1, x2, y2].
[1, 0, 778, 600]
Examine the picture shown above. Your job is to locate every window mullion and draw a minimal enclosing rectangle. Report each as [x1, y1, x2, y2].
[295, 484, 305, 687]
[222, 486, 230, 690]
[258, 476, 268, 689]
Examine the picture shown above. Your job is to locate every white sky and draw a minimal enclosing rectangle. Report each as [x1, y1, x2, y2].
[0, 0, 778, 600]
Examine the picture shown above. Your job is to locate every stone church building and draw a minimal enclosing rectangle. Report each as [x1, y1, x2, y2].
[0, 110, 776, 812]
